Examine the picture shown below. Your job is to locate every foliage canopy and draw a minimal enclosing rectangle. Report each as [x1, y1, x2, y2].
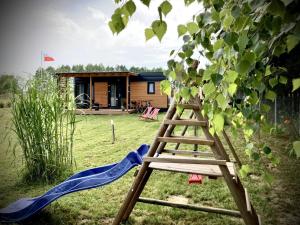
[110, 0, 300, 171]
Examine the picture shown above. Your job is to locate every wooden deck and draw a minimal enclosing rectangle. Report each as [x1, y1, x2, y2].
[75, 109, 136, 115]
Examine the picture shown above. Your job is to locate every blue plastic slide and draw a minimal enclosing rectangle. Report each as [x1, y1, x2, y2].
[0, 144, 149, 223]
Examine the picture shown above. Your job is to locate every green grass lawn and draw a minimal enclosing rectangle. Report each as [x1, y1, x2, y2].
[0, 109, 299, 225]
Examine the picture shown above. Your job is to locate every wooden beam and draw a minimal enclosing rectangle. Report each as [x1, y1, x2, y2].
[143, 156, 227, 165]
[164, 119, 207, 126]
[176, 103, 200, 110]
[138, 197, 241, 218]
[157, 136, 214, 146]
[126, 75, 129, 112]
[162, 149, 214, 157]
[89, 75, 92, 110]
[244, 188, 252, 213]
[222, 130, 242, 167]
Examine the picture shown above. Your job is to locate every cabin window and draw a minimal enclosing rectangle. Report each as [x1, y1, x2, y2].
[147, 82, 155, 94]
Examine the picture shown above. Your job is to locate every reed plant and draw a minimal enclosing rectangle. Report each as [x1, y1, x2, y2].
[11, 73, 75, 183]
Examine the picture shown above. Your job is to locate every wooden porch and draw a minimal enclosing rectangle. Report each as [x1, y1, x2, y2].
[76, 108, 136, 115]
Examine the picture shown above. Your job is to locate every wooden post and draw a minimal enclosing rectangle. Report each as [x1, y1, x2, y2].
[111, 120, 115, 144]
[126, 75, 129, 112]
[194, 125, 198, 152]
[89, 75, 92, 110]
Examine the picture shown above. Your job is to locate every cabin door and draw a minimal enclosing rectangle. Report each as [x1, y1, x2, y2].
[108, 81, 121, 108]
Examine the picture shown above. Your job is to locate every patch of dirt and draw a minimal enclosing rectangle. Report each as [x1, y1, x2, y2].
[167, 195, 189, 204]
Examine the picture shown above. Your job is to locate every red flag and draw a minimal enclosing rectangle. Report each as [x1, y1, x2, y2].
[44, 55, 55, 62]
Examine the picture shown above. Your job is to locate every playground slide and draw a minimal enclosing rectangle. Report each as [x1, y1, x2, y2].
[0, 144, 149, 223]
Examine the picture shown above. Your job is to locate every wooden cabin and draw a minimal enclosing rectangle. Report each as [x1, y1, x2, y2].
[56, 71, 168, 113]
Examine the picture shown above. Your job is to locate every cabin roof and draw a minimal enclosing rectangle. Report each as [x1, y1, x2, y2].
[132, 72, 165, 81]
[56, 71, 136, 78]
[56, 71, 166, 81]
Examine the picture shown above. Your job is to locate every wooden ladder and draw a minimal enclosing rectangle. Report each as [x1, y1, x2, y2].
[113, 98, 260, 225]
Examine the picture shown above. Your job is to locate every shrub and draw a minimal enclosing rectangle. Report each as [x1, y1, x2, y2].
[11, 73, 76, 183]
[6, 102, 11, 108]
[0, 102, 4, 108]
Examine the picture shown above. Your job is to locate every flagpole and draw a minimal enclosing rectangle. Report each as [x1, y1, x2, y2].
[40, 50, 43, 77]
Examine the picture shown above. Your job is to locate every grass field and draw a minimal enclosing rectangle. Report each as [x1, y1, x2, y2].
[0, 109, 299, 225]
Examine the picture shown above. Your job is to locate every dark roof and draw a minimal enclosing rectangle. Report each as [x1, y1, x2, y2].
[132, 72, 166, 81]
[56, 71, 136, 78]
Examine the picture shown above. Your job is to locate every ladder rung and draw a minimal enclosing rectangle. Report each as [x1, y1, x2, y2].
[157, 136, 214, 146]
[244, 188, 252, 213]
[162, 149, 214, 157]
[144, 156, 227, 165]
[164, 119, 207, 126]
[149, 161, 236, 177]
[176, 104, 200, 110]
[138, 197, 241, 218]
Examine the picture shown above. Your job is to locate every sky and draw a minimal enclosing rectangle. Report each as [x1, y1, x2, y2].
[0, 0, 202, 77]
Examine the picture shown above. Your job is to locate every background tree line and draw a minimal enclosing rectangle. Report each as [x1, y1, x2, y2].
[41, 63, 164, 76]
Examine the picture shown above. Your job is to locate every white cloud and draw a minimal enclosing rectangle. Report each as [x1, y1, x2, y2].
[0, 0, 205, 75]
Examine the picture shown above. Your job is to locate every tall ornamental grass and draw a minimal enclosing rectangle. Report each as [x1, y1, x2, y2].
[11, 73, 75, 183]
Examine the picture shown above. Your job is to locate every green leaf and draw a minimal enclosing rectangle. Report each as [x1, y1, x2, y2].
[124, 0, 136, 16]
[224, 32, 238, 46]
[293, 141, 300, 158]
[279, 76, 287, 84]
[225, 70, 238, 83]
[263, 146, 272, 154]
[190, 87, 198, 97]
[151, 20, 167, 41]
[236, 60, 251, 74]
[268, 0, 285, 18]
[168, 71, 176, 80]
[237, 31, 249, 53]
[110, 13, 125, 34]
[140, 0, 151, 7]
[108, 21, 116, 34]
[177, 24, 187, 37]
[231, 5, 240, 18]
[180, 87, 190, 100]
[261, 103, 270, 113]
[223, 14, 234, 29]
[169, 49, 175, 56]
[213, 113, 224, 133]
[239, 164, 251, 178]
[265, 65, 272, 76]
[213, 39, 224, 51]
[292, 78, 300, 92]
[265, 90, 276, 101]
[269, 77, 278, 88]
[216, 94, 227, 111]
[251, 152, 260, 161]
[184, 0, 195, 6]
[160, 80, 171, 96]
[202, 82, 216, 97]
[281, 0, 294, 6]
[186, 22, 199, 35]
[228, 83, 237, 96]
[159, 1, 172, 17]
[243, 51, 256, 64]
[145, 28, 154, 41]
[287, 35, 300, 52]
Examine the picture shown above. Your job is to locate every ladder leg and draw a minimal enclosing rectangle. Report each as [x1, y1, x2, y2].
[192, 105, 259, 225]
[113, 101, 178, 225]
[122, 110, 185, 221]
